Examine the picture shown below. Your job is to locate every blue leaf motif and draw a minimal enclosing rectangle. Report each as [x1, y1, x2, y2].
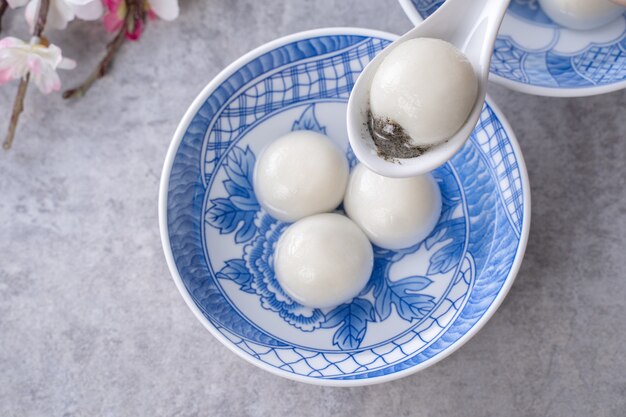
[374, 283, 393, 321]
[322, 298, 375, 350]
[217, 259, 254, 293]
[235, 212, 257, 243]
[428, 242, 464, 275]
[224, 180, 249, 199]
[426, 216, 465, 275]
[395, 275, 433, 291]
[375, 276, 435, 322]
[230, 195, 260, 212]
[206, 145, 259, 243]
[225, 146, 255, 187]
[224, 146, 259, 211]
[291, 104, 327, 134]
[206, 198, 242, 235]
[425, 218, 465, 250]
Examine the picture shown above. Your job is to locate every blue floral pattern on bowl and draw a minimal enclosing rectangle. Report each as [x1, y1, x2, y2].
[161, 30, 530, 385]
[207, 105, 471, 349]
[400, 0, 626, 96]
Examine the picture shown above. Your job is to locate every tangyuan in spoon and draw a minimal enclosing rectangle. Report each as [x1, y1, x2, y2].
[347, 0, 510, 178]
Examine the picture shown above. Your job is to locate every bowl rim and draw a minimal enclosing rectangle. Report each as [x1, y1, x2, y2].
[397, 0, 626, 98]
[158, 26, 532, 387]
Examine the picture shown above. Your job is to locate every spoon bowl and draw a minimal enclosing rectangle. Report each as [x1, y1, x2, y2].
[347, 0, 510, 177]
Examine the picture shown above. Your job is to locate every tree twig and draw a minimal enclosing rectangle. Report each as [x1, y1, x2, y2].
[0, 0, 8, 33]
[2, 0, 50, 149]
[63, 27, 126, 99]
[3, 76, 29, 150]
[32, 0, 49, 37]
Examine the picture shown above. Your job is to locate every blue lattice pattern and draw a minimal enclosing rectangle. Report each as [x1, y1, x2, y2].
[216, 254, 474, 378]
[571, 42, 626, 85]
[471, 106, 524, 236]
[203, 38, 388, 182]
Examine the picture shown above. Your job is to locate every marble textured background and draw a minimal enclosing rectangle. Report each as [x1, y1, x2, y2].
[1, 1, 625, 416]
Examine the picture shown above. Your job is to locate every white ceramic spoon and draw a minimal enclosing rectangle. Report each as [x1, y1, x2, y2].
[347, 0, 510, 178]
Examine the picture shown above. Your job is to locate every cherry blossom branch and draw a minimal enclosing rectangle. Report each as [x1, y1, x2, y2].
[63, 26, 126, 99]
[0, 0, 8, 33]
[3, 76, 29, 149]
[63, 0, 146, 99]
[32, 0, 50, 38]
[3, 0, 50, 149]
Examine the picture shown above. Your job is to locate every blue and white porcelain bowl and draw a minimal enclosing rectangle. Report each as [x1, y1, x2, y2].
[399, 0, 626, 97]
[159, 28, 531, 386]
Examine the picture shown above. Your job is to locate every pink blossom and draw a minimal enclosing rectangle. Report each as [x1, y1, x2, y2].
[103, 0, 126, 33]
[103, 0, 179, 40]
[0, 37, 76, 94]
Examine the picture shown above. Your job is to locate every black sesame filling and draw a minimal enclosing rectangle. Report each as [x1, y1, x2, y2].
[367, 112, 431, 162]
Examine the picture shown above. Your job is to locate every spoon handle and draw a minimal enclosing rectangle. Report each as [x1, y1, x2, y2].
[421, 0, 510, 80]
[416, 0, 510, 45]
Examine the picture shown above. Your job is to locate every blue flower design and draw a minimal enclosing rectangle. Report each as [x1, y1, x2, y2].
[242, 213, 325, 331]
[217, 212, 326, 331]
[209, 104, 467, 350]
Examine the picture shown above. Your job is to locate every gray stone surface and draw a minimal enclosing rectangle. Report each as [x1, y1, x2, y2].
[1, 0, 625, 416]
